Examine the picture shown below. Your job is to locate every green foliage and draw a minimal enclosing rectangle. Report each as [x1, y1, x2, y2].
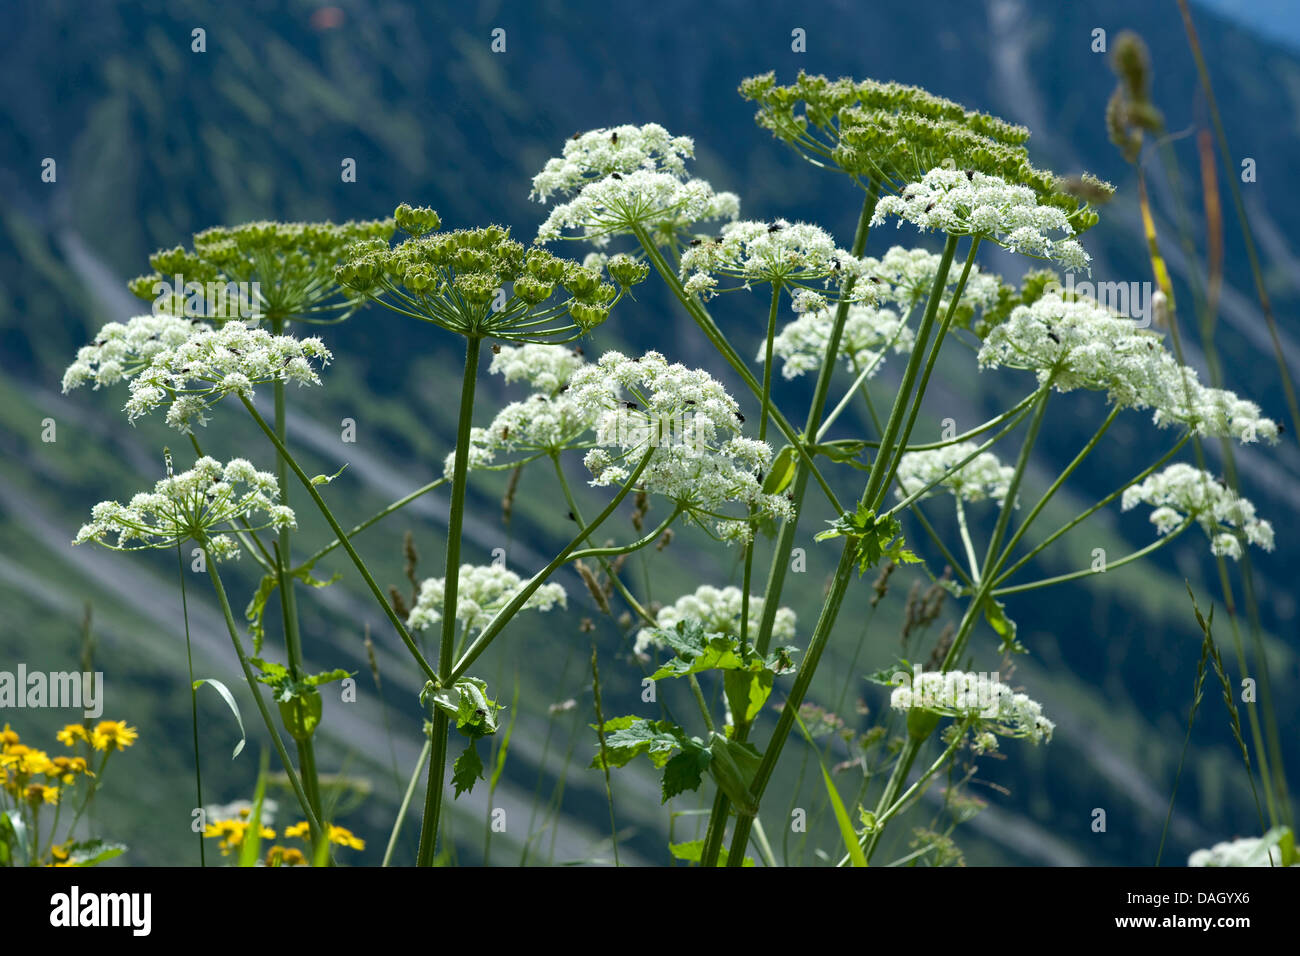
[452, 741, 485, 798]
[817, 504, 920, 573]
[421, 676, 504, 739]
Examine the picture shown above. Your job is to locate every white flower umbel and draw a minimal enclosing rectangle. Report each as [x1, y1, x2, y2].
[890, 669, 1054, 743]
[63, 314, 202, 392]
[570, 351, 793, 542]
[872, 169, 1090, 272]
[767, 304, 914, 380]
[979, 293, 1279, 444]
[1121, 463, 1274, 560]
[407, 564, 566, 634]
[678, 219, 865, 300]
[1188, 833, 1290, 867]
[530, 124, 696, 202]
[124, 320, 331, 431]
[895, 443, 1016, 505]
[536, 171, 739, 247]
[863, 245, 1003, 316]
[73, 456, 294, 562]
[634, 584, 796, 655]
[444, 391, 598, 478]
[488, 343, 585, 395]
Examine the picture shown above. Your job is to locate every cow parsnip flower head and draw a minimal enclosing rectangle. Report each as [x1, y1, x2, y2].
[406, 564, 566, 634]
[979, 293, 1280, 444]
[488, 343, 586, 395]
[570, 350, 793, 543]
[445, 345, 595, 478]
[337, 206, 628, 341]
[864, 245, 1004, 327]
[536, 171, 740, 249]
[444, 392, 598, 479]
[530, 124, 697, 202]
[123, 320, 331, 431]
[1188, 831, 1293, 867]
[873, 169, 1090, 272]
[73, 456, 293, 561]
[634, 584, 796, 655]
[63, 313, 201, 392]
[739, 71, 1109, 233]
[895, 443, 1016, 505]
[678, 219, 867, 300]
[890, 670, 1054, 744]
[1121, 463, 1274, 560]
[128, 218, 394, 324]
[767, 304, 913, 380]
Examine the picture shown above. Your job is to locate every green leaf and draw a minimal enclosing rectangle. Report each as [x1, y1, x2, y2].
[193, 677, 246, 759]
[669, 840, 754, 867]
[592, 717, 688, 770]
[983, 598, 1026, 655]
[705, 732, 761, 814]
[761, 445, 798, 495]
[647, 620, 799, 683]
[421, 677, 503, 738]
[866, 659, 913, 686]
[811, 439, 870, 469]
[238, 752, 270, 868]
[661, 745, 711, 802]
[1, 810, 29, 867]
[244, 573, 278, 655]
[64, 839, 127, 867]
[724, 669, 773, 726]
[821, 763, 868, 867]
[311, 464, 349, 485]
[278, 690, 323, 742]
[452, 740, 484, 798]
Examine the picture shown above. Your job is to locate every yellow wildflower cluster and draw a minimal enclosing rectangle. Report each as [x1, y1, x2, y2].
[201, 805, 365, 865]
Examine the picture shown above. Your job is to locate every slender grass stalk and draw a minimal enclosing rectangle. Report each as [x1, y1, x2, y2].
[383, 735, 432, 867]
[176, 542, 205, 867]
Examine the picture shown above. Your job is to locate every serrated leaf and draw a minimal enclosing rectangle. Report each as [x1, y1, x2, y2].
[452, 740, 484, 798]
[593, 717, 688, 770]
[661, 745, 711, 802]
[193, 677, 246, 759]
[421, 676, 503, 738]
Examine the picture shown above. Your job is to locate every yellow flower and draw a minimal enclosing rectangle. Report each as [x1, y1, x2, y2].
[91, 720, 138, 752]
[50, 841, 73, 863]
[56, 724, 89, 747]
[0, 745, 56, 777]
[49, 756, 91, 784]
[284, 821, 311, 840]
[25, 783, 60, 806]
[202, 818, 274, 855]
[265, 845, 308, 867]
[328, 824, 365, 851]
[0, 723, 19, 746]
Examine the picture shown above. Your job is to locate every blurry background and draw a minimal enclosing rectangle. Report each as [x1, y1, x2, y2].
[0, 0, 1296, 865]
